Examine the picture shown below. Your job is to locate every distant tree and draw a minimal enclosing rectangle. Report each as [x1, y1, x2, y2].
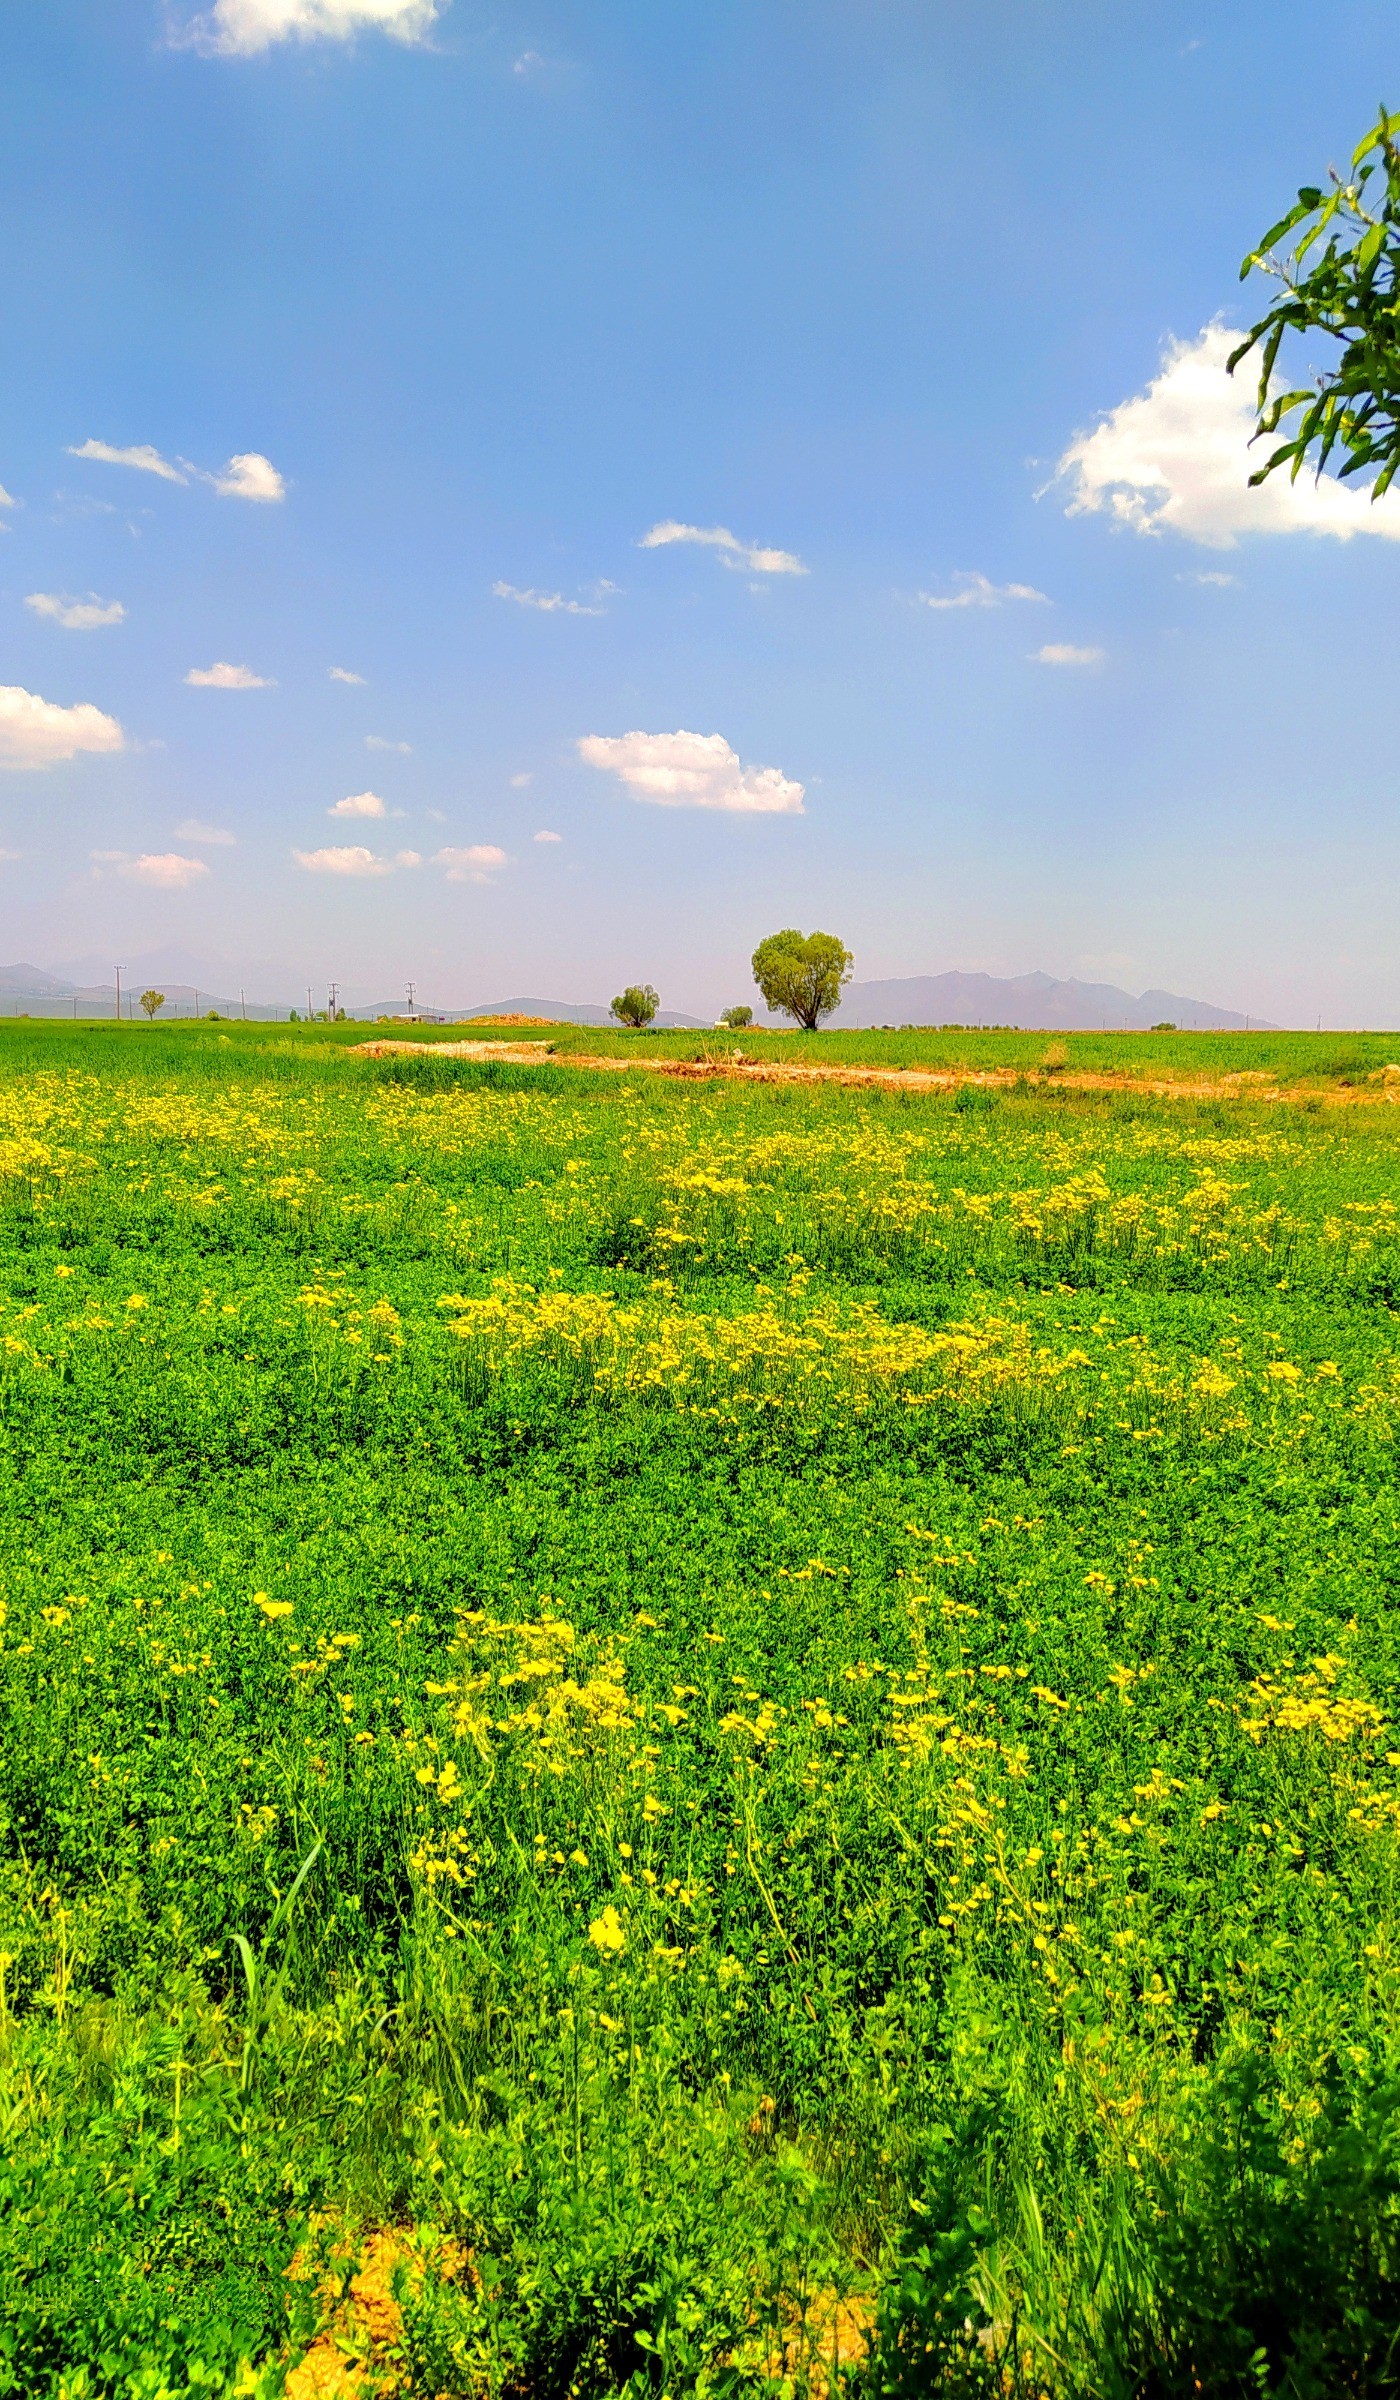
[611, 985, 659, 1029]
[139, 989, 164, 1020]
[719, 1005, 753, 1029]
[750, 929, 852, 1030]
[1151, 1020, 1178, 1033]
[1230, 110, 1400, 499]
[288, 1008, 300, 1022]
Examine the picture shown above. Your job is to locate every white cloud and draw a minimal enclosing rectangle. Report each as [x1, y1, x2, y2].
[493, 581, 604, 616]
[68, 439, 186, 484]
[0, 685, 125, 770]
[395, 848, 422, 866]
[210, 451, 285, 503]
[120, 853, 210, 889]
[175, 0, 439, 55]
[366, 734, 412, 753]
[294, 844, 393, 876]
[329, 665, 366, 684]
[1058, 325, 1400, 548]
[578, 729, 805, 815]
[533, 829, 562, 843]
[917, 570, 1048, 610]
[329, 789, 387, 818]
[1178, 569, 1238, 587]
[175, 817, 236, 845]
[1033, 643, 1105, 668]
[26, 591, 125, 631]
[640, 521, 807, 576]
[433, 843, 509, 883]
[185, 661, 274, 688]
[0, 485, 15, 510]
[510, 771, 532, 787]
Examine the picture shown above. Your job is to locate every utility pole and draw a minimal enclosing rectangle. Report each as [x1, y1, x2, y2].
[240, 986, 247, 1023]
[193, 988, 199, 1020]
[328, 981, 340, 1023]
[306, 985, 313, 1024]
[114, 965, 123, 1024]
[406, 979, 416, 1014]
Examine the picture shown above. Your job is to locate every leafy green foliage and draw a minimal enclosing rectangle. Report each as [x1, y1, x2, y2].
[610, 984, 659, 1029]
[719, 1006, 754, 1030]
[0, 1023, 1398, 2391]
[139, 992, 165, 1022]
[750, 929, 853, 1030]
[1231, 109, 1400, 498]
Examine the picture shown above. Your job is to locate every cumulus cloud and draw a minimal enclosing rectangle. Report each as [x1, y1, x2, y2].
[175, 817, 235, 845]
[917, 570, 1047, 610]
[1033, 643, 1105, 668]
[210, 451, 285, 503]
[1058, 325, 1400, 548]
[493, 581, 604, 616]
[120, 853, 210, 889]
[329, 789, 387, 818]
[173, 0, 439, 54]
[294, 844, 393, 876]
[26, 591, 125, 631]
[533, 829, 562, 843]
[578, 729, 805, 815]
[68, 439, 186, 484]
[185, 661, 274, 688]
[0, 484, 15, 511]
[366, 734, 412, 753]
[640, 521, 807, 576]
[0, 685, 125, 770]
[433, 844, 509, 883]
[329, 665, 366, 684]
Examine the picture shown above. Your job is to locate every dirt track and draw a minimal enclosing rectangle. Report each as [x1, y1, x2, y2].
[353, 1038, 1400, 1104]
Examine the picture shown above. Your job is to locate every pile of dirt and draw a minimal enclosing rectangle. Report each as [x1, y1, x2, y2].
[352, 1038, 556, 1062]
[462, 1012, 561, 1027]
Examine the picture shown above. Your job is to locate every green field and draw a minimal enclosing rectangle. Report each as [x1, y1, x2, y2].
[2, 1023, 1399, 2397]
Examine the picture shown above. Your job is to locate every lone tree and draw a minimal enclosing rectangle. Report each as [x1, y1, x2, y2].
[751, 929, 852, 1030]
[1230, 109, 1400, 499]
[139, 989, 165, 1020]
[611, 984, 659, 1030]
[719, 1004, 753, 1029]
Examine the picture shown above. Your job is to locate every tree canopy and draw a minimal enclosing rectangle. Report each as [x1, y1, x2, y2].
[610, 985, 659, 1030]
[750, 929, 852, 1031]
[139, 990, 165, 1020]
[1230, 110, 1400, 499]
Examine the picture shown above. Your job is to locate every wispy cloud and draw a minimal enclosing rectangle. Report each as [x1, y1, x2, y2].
[68, 437, 284, 503]
[1057, 325, 1400, 548]
[175, 817, 236, 845]
[26, 591, 126, 631]
[1178, 569, 1238, 588]
[1033, 643, 1105, 668]
[510, 771, 532, 788]
[0, 685, 125, 770]
[639, 520, 806, 576]
[0, 485, 16, 512]
[329, 790, 387, 818]
[185, 661, 273, 689]
[433, 844, 509, 883]
[171, 0, 440, 56]
[493, 581, 605, 616]
[578, 729, 805, 815]
[68, 439, 186, 484]
[916, 570, 1048, 611]
[294, 844, 397, 877]
[533, 829, 562, 844]
[120, 852, 210, 889]
[366, 734, 412, 753]
[329, 666, 366, 685]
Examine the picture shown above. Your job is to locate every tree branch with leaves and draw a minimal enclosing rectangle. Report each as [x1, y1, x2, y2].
[1230, 110, 1400, 499]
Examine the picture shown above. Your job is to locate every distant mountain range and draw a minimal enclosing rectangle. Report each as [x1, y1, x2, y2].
[0, 960, 1273, 1032]
[830, 972, 1276, 1032]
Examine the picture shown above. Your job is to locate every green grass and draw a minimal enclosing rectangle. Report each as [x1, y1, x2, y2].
[1, 1022, 1398, 2395]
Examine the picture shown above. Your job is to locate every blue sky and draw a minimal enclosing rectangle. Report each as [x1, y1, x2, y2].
[2, 0, 1398, 1020]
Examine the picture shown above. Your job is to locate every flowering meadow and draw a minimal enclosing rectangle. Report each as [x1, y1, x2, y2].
[0, 1023, 1398, 2396]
